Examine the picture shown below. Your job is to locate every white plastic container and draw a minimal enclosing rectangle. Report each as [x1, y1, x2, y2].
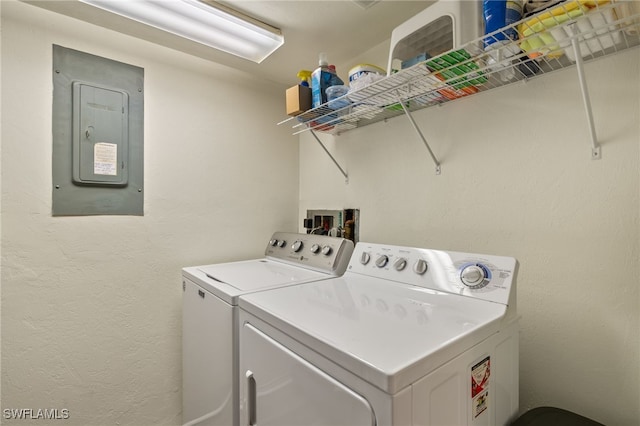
[325, 85, 350, 110]
[387, 0, 484, 74]
[347, 64, 386, 98]
[348, 64, 386, 82]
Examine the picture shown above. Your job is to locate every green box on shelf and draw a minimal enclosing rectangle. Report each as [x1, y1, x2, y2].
[426, 49, 486, 88]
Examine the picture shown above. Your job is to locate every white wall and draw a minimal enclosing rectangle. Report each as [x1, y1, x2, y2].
[299, 44, 640, 424]
[1, 1, 298, 425]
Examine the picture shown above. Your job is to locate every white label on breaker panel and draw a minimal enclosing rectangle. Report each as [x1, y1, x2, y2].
[94, 142, 117, 176]
[471, 356, 490, 418]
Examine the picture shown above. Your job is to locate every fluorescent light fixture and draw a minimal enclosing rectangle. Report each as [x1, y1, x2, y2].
[78, 0, 284, 63]
[351, 0, 382, 10]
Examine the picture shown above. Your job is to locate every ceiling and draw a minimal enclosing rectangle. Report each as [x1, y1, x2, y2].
[25, 0, 433, 86]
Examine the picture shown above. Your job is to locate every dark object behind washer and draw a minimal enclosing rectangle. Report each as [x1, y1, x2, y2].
[511, 407, 605, 426]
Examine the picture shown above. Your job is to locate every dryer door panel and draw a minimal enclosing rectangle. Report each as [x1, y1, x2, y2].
[240, 323, 375, 426]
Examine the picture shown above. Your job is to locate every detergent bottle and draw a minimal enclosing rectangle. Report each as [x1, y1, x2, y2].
[483, 0, 524, 82]
[311, 53, 344, 108]
[297, 70, 311, 87]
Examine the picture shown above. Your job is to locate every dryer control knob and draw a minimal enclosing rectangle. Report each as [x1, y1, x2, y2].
[360, 252, 371, 265]
[321, 245, 332, 256]
[375, 255, 389, 268]
[277, 240, 286, 248]
[460, 265, 486, 287]
[292, 240, 303, 252]
[269, 239, 278, 247]
[413, 259, 428, 275]
[393, 258, 407, 271]
[310, 243, 320, 254]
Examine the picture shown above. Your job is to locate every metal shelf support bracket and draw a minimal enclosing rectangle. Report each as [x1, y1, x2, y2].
[310, 130, 349, 183]
[398, 97, 442, 175]
[568, 23, 601, 160]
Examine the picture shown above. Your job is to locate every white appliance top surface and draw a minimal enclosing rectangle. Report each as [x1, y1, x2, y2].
[183, 259, 330, 304]
[182, 232, 355, 304]
[199, 260, 328, 290]
[239, 273, 507, 394]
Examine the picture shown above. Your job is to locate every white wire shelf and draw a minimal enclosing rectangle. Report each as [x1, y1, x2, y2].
[279, 0, 640, 136]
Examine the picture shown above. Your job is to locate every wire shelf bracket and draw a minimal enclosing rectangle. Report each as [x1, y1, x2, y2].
[310, 130, 349, 183]
[568, 23, 601, 160]
[398, 95, 442, 175]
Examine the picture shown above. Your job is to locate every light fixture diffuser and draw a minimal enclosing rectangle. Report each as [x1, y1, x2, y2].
[351, 0, 382, 10]
[79, 0, 284, 63]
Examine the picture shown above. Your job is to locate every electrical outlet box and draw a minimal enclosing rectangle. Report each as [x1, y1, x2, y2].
[305, 209, 359, 243]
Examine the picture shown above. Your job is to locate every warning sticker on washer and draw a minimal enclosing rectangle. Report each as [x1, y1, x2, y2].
[471, 356, 490, 418]
[473, 390, 489, 418]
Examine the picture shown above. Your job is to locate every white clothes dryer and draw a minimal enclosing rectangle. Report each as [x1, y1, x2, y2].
[182, 232, 354, 426]
[238, 242, 519, 426]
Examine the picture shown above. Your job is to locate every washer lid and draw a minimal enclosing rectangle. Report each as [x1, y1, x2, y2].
[239, 273, 508, 394]
[185, 259, 329, 303]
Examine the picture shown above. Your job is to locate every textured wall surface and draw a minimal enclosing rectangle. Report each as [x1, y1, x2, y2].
[299, 46, 640, 425]
[1, 1, 298, 424]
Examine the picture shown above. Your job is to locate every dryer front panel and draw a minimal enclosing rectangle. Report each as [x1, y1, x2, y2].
[183, 279, 234, 426]
[239, 322, 375, 426]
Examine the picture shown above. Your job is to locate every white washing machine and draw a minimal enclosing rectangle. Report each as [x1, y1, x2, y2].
[238, 242, 519, 426]
[182, 232, 354, 426]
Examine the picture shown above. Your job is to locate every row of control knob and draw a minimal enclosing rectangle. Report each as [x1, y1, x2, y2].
[269, 239, 288, 248]
[359, 252, 490, 288]
[270, 239, 333, 256]
[310, 243, 333, 255]
[360, 252, 428, 275]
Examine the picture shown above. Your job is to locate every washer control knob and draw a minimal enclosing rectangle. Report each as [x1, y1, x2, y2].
[292, 240, 303, 252]
[460, 264, 486, 287]
[269, 239, 278, 247]
[321, 245, 332, 256]
[413, 259, 428, 275]
[360, 252, 371, 265]
[375, 255, 389, 268]
[277, 240, 286, 248]
[310, 244, 320, 254]
[393, 258, 407, 271]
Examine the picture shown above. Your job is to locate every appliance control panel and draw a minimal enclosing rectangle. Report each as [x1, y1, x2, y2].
[265, 232, 354, 276]
[348, 242, 518, 306]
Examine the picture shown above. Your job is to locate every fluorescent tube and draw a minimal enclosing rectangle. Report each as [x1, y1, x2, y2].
[79, 0, 284, 63]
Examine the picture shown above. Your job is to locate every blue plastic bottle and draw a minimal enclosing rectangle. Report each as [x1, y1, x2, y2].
[483, 0, 523, 82]
[311, 53, 344, 108]
[483, 0, 523, 48]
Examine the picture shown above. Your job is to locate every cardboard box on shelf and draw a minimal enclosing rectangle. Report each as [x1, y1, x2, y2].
[286, 84, 311, 116]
